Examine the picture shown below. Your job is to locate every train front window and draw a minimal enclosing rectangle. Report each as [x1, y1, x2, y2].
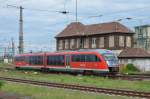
[103, 54, 118, 61]
[102, 53, 119, 67]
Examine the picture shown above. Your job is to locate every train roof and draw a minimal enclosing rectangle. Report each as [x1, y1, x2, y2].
[15, 49, 114, 56]
[78, 49, 113, 54]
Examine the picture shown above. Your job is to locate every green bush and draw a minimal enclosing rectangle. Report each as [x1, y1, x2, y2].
[121, 64, 140, 74]
[0, 81, 4, 89]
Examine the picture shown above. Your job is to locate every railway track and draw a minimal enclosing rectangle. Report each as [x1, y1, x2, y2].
[108, 74, 150, 81]
[0, 77, 150, 98]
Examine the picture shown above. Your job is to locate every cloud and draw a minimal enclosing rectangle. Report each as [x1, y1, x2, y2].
[0, 0, 150, 53]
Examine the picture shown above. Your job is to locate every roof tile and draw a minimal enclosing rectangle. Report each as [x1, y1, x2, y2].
[55, 22, 134, 38]
[118, 48, 150, 58]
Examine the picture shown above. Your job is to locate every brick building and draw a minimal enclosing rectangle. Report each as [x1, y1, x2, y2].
[55, 22, 135, 54]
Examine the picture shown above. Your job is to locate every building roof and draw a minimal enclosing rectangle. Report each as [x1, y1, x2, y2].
[118, 48, 150, 58]
[55, 22, 134, 38]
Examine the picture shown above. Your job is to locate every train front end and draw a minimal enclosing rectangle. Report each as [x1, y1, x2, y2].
[102, 53, 119, 73]
[97, 49, 119, 74]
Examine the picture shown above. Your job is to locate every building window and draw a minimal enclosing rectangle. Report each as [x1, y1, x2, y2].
[119, 36, 124, 47]
[109, 36, 114, 47]
[84, 38, 89, 48]
[92, 37, 96, 48]
[126, 36, 131, 47]
[99, 37, 104, 48]
[58, 40, 63, 50]
[65, 39, 69, 49]
[80, 38, 84, 48]
[77, 38, 80, 48]
[70, 39, 75, 49]
[77, 38, 84, 48]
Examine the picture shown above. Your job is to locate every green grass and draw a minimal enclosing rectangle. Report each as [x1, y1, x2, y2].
[0, 70, 150, 92]
[0, 62, 14, 68]
[1, 82, 131, 99]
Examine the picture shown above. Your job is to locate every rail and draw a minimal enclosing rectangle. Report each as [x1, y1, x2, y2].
[0, 77, 150, 98]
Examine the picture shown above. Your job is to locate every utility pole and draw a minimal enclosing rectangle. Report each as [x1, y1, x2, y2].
[18, 6, 24, 54]
[75, 0, 78, 22]
[7, 5, 24, 54]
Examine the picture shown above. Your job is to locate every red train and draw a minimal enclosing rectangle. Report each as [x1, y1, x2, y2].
[14, 49, 119, 74]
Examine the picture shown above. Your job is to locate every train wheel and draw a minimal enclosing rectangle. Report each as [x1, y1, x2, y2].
[41, 68, 45, 72]
[83, 70, 93, 75]
[15, 67, 20, 70]
[41, 68, 49, 72]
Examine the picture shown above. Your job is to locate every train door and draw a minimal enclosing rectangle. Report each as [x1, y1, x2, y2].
[66, 54, 70, 69]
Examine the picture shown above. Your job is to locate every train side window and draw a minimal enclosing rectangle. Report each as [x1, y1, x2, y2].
[72, 54, 100, 62]
[54, 56, 57, 65]
[85, 55, 92, 62]
[72, 55, 75, 62]
[60, 55, 65, 65]
[72, 55, 80, 62]
[14, 57, 19, 61]
[29, 56, 43, 65]
[25, 56, 29, 63]
[38, 56, 43, 65]
[76, 55, 80, 62]
[15, 56, 25, 61]
[52, 56, 55, 65]
[80, 55, 85, 62]
[85, 55, 101, 62]
[47, 56, 51, 65]
[72, 55, 76, 62]
[47, 55, 65, 66]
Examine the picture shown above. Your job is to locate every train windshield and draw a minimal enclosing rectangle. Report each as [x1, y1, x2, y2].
[102, 54, 118, 61]
[102, 53, 119, 67]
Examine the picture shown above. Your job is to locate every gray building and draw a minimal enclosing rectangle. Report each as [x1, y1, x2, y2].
[135, 25, 150, 51]
[55, 22, 135, 54]
[119, 48, 150, 72]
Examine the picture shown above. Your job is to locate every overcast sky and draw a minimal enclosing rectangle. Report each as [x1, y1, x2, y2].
[0, 0, 150, 53]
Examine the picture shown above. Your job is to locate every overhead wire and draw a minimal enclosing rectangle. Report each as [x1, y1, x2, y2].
[88, 5, 150, 18]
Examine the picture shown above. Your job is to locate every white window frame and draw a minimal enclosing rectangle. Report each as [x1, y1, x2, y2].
[70, 39, 75, 49]
[84, 38, 89, 48]
[65, 39, 69, 49]
[109, 36, 114, 47]
[77, 38, 80, 48]
[119, 36, 124, 47]
[92, 37, 96, 48]
[126, 36, 131, 47]
[58, 40, 63, 50]
[99, 37, 104, 48]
